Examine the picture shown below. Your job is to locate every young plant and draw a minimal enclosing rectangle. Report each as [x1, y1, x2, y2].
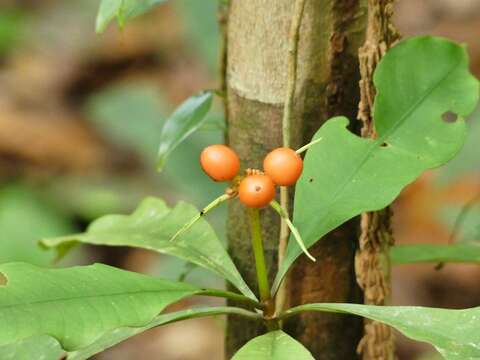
[0, 2, 479, 360]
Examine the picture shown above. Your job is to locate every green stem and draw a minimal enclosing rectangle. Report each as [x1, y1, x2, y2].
[200, 288, 264, 309]
[248, 208, 271, 304]
[161, 306, 262, 323]
[295, 137, 323, 154]
[171, 193, 231, 242]
[275, 186, 290, 313]
[270, 200, 315, 262]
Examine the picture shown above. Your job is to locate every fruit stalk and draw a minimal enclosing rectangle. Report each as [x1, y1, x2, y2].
[248, 208, 271, 305]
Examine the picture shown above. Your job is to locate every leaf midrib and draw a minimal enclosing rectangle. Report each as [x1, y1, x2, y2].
[0, 288, 198, 311]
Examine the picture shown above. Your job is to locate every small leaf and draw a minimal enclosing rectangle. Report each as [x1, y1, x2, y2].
[157, 91, 213, 171]
[96, 0, 167, 33]
[391, 243, 480, 264]
[282, 303, 480, 359]
[96, 0, 168, 33]
[232, 331, 314, 360]
[274, 36, 480, 292]
[96, 0, 118, 33]
[42, 197, 256, 300]
[0, 262, 201, 351]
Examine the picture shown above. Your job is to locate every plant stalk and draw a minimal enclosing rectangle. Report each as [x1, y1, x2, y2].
[200, 288, 264, 310]
[248, 208, 271, 305]
[171, 193, 231, 242]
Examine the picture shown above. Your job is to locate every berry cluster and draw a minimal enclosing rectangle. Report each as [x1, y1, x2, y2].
[200, 144, 303, 208]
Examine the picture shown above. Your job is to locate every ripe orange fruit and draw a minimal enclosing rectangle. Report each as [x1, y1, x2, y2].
[200, 144, 240, 182]
[239, 174, 276, 208]
[263, 147, 303, 186]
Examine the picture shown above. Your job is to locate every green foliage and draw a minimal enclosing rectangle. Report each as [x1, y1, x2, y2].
[157, 91, 213, 171]
[283, 303, 480, 359]
[96, 0, 167, 33]
[232, 331, 314, 360]
[4, 22, 479, 360]
[274, 37, 480, 291]
[68, 306, 258, 360]
[0, 306, 259, 360]
[0, 185, 74, 266]
[42, 197, 255, 299]
[434, 107, 480, 185]
[0, 336, 63, 360]
[0, 262, 201, 351]
[391, 243, 480, 264]
[85, 84, 224, 206]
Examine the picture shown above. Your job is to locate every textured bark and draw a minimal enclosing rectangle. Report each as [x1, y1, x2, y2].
[354, 1, 400, 359]
[225, 0, 368, 358]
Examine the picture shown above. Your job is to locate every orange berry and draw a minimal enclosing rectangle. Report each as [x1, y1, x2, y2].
[239, 174, 276, 208]
[263, 147, 303, 186]
[200, 144, 240, 182]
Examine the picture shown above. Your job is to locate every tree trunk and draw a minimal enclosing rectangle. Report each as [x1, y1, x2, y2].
[224, 0, 368, 358]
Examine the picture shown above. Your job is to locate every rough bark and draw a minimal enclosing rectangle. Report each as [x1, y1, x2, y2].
[354, 1, 400, 359]
[225, 0, 368, 358]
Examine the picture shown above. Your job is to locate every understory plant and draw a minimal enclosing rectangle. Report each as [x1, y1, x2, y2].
[1, 2, 480, 360]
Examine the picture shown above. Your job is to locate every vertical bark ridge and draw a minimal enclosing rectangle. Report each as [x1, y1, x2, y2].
[354, 1, 400, 359]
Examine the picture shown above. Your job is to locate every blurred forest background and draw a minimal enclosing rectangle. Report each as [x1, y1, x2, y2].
[0, 1, 479, 359]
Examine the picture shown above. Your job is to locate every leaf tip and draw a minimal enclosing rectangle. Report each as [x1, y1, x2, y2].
[95, 21, 106, 34]
[156, 156, 166, 172]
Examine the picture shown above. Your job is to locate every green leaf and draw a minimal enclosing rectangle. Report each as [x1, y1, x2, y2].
[0, 336, 63, 360]
[282, 303, 480, 360]
[96, 0, 168, 33]
[232, 331, 314, 360]
[68, 306, 259, 360]
[0, 306, 259, 360]
[391, 243, 480, 264]
[434, 108, 480, 185]
[0, 262, 201, 351]
[274, 36, 480, 292]
[157, 91, 214, 171]
[42, 197, 255, 300]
